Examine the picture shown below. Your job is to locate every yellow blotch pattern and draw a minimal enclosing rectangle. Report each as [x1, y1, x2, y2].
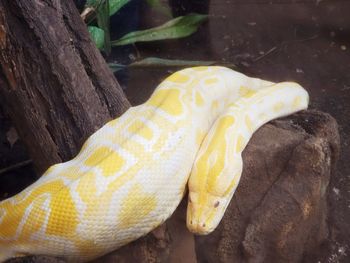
[191, 66, 209, 72]
[85, 147, 125, 177]
[76, 172, 98, 204]
[193, 116, 235, 193]
[195, 91, 204, 106]
[128, 120, 153, 140]
[0, 180, 65, 239]
[245, 115, 254, 132]
[166, 72, 190, 83]
[118, 184, 157, 229]
[147, 89, 183, 116]
[20, 195, 48, 240]
[273, 102, 285, 112]
[204, 78, 219, 85]
[235, 134, 246, 153]
[211, 100, 219, 110]
[76, 239, 104, 256]
[58, 167, 83, 180]
[292, 96, 302, 109]
[239, 86, 256, 98]
[196, 129, 205, 146]
[46, 187, 79, 238]
[0, 205, 25, 239]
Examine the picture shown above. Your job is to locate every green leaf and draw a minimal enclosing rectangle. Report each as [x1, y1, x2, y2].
[88, 26, 105, 49]
[97, 0, 111, 54]
[130, 57, 218, 67]
[108, 63, 126, 72]
[109, 0, 131, 16]
[108, 57, 235, 73]
[111, 14, 208, 46]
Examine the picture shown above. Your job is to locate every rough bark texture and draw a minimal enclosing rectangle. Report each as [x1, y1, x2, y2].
[92, 110, 339, 263]
[0, 0, 130, 173]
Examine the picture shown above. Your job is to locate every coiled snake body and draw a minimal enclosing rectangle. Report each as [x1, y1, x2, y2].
[0, 67, 309, 261]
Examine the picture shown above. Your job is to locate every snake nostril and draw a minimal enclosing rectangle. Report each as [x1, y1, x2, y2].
[190, 220, 193, 225]
[202, 223, 206, 227]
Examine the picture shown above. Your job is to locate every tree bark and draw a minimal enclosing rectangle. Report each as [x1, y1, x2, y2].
[0, 0, 130, 173]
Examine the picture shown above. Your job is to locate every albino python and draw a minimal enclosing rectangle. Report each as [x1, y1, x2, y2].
[0, 66, 309, 262]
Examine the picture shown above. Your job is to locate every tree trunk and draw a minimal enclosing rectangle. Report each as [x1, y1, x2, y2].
[0, 0, 130, 173]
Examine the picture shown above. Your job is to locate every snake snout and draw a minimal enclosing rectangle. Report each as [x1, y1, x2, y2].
[187, 219, 213, 235]
[186, 192, 227, 235]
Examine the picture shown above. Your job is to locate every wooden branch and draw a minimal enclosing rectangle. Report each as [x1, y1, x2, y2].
[0, 0, 130, 173]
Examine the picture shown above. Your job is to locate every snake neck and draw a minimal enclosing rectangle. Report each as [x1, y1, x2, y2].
[145, 67, 272, 135]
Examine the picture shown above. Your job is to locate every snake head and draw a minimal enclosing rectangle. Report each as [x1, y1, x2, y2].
[186, 155, 243, 235]
[186, 191, 230, 235]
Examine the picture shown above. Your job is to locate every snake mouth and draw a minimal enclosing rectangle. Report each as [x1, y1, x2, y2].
[186, 192, 226, 235]
[187, 220, 214, 235]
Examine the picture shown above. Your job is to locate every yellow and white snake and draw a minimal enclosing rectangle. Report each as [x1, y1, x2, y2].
[0, 66, 309, 262]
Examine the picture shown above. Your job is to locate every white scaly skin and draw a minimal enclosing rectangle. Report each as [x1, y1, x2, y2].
[0, 66, 308, 262]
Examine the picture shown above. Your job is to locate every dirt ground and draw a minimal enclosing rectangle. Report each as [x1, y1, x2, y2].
[0, 0, 349, 262]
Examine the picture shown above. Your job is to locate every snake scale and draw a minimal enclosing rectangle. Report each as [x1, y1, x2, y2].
[0, 66, 309, 262]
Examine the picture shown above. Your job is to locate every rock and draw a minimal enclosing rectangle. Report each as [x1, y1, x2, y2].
[8, 110, 340, 263]
[194, 110, 340, 262]
[96, 110, 340, 263]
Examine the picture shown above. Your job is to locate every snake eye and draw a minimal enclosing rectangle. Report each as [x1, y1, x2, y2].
[202, 223, 206, 227]
[214, 201, 220, 208]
